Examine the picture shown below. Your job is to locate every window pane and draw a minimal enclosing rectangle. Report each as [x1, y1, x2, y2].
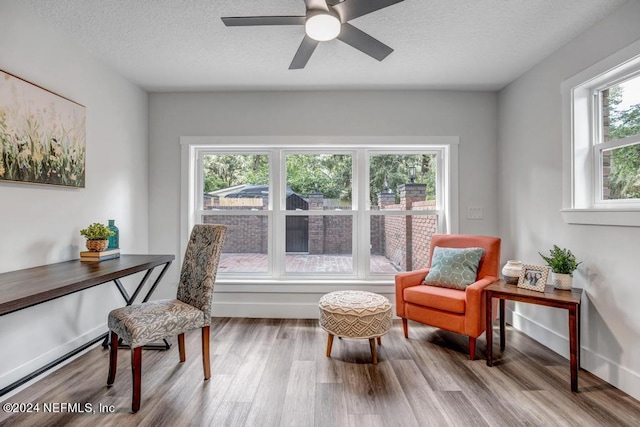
[285, 154, 353, 211]
[369, 154, 436, 209]
[202, 214, 268, 273]
[202, 154, 269, 209]
[602, 75, 640, 142]
[370, 214, 437, 273]
[285, 215, 353, 273]
[602, 144, 640, 200]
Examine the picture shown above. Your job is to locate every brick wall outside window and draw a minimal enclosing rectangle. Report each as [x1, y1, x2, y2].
[203, 184, 437, 271]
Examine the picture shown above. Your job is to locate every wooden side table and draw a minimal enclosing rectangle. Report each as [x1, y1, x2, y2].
[485, 279, 583, 392]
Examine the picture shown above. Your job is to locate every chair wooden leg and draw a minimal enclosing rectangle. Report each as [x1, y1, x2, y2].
[178, 333, 186, 363]
[326, 334, 334, 357]
[202, 326, 211, 380]
[469, 336, 476, 360]
[369, 338, 378, 365]
[402, 318, 408, 338]
[377, 336, 382, 345]
[131, 347, 142, 413]
[107, 331, 118, 386]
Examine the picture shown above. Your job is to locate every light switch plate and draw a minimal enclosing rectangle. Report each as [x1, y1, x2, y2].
[467, 207, 484, 220]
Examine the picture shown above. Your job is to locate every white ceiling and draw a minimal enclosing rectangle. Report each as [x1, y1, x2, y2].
[22, 0, 626, 92]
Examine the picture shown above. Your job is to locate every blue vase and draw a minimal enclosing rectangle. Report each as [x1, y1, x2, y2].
[108, 220, 119, 249]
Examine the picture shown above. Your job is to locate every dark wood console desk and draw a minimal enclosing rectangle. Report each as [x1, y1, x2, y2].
[485, 279, 582, 392]
[0, 254, 174, 395]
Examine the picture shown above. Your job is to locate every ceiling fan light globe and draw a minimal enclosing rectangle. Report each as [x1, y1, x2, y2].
[305, 14, 341, 41]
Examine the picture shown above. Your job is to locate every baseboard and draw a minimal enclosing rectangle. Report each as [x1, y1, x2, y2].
[507, 308, 640, 401]
[0, 324, 107, 399]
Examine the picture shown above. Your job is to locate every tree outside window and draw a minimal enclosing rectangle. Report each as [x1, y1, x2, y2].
[602, 75, 640, 200]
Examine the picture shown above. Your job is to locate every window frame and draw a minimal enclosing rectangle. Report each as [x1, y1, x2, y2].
[561, 38, 640, 227]
[180, 136, 459, 288]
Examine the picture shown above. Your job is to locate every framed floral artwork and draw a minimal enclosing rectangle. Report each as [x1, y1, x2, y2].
[0, 69, 86, 187]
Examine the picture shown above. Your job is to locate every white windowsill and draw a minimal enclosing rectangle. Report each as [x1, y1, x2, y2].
[561, 209, 640, 227]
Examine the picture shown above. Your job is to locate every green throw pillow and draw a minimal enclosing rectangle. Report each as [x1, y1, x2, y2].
[422, 246, 484, 290]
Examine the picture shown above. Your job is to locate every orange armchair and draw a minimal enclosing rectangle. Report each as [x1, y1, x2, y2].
[395, 234, 501, 359]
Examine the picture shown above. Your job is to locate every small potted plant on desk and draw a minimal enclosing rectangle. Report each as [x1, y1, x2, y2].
[80, 222, 115, 252]
[539, 245, 581, 290]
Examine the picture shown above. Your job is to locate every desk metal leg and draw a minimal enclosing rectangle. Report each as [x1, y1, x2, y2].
[569, 306, 579, 392]
[111, 262, 171, 307]
[113, 271, 154, 306]
[125, 270, 153, 303]
[102, 338, 170, 351]
[1, 333, 108, 396]
[105, 261, 174, 351]
[486, 291, 493, 366]
[118, 338, 171, 351]
[142, 262, 172, 302]
[113, 278, 131, 303]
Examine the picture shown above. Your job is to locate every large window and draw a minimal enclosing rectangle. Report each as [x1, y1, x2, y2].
[562, 41, 640, 226]
[182, 137, 458, 282]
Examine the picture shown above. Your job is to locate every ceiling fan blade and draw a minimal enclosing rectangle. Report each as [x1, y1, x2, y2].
[337, 23, 393, 61]
[305, 0, 330, 11]
[221, 16, 305, 26]
[332, 0, 404, 22]
[289, 36, 320, 69]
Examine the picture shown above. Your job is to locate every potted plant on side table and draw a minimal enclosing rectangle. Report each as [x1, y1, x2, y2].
[539, 245, 581, 290]
[80, 222, 115, 252]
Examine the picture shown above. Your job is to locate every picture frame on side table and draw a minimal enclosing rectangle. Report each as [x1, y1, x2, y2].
[517, 264, 549, 292]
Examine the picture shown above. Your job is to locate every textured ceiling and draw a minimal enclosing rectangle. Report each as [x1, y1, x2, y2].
[21, 0, 626, 92]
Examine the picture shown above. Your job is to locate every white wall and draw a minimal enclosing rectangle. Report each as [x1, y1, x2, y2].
[148, 90, 499, 316]
[498, 0, 640, 400]
[0, 1, 150, 391]
[11, 0, 635, 402]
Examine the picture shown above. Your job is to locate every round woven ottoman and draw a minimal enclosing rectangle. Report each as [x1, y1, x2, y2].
[318, 290, 392, 365]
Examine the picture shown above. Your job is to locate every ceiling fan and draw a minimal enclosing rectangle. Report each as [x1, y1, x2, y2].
[221, 0, 404, 69]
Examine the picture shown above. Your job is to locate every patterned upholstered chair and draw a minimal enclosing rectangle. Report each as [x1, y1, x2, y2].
[107, 224, 226, 413]
[395, 234, 500, 360]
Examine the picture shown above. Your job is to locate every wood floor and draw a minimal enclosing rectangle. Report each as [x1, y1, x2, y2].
[1, 318, 640, 426]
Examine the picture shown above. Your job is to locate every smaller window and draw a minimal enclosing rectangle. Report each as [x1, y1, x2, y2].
[562, 40, 640, 226]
